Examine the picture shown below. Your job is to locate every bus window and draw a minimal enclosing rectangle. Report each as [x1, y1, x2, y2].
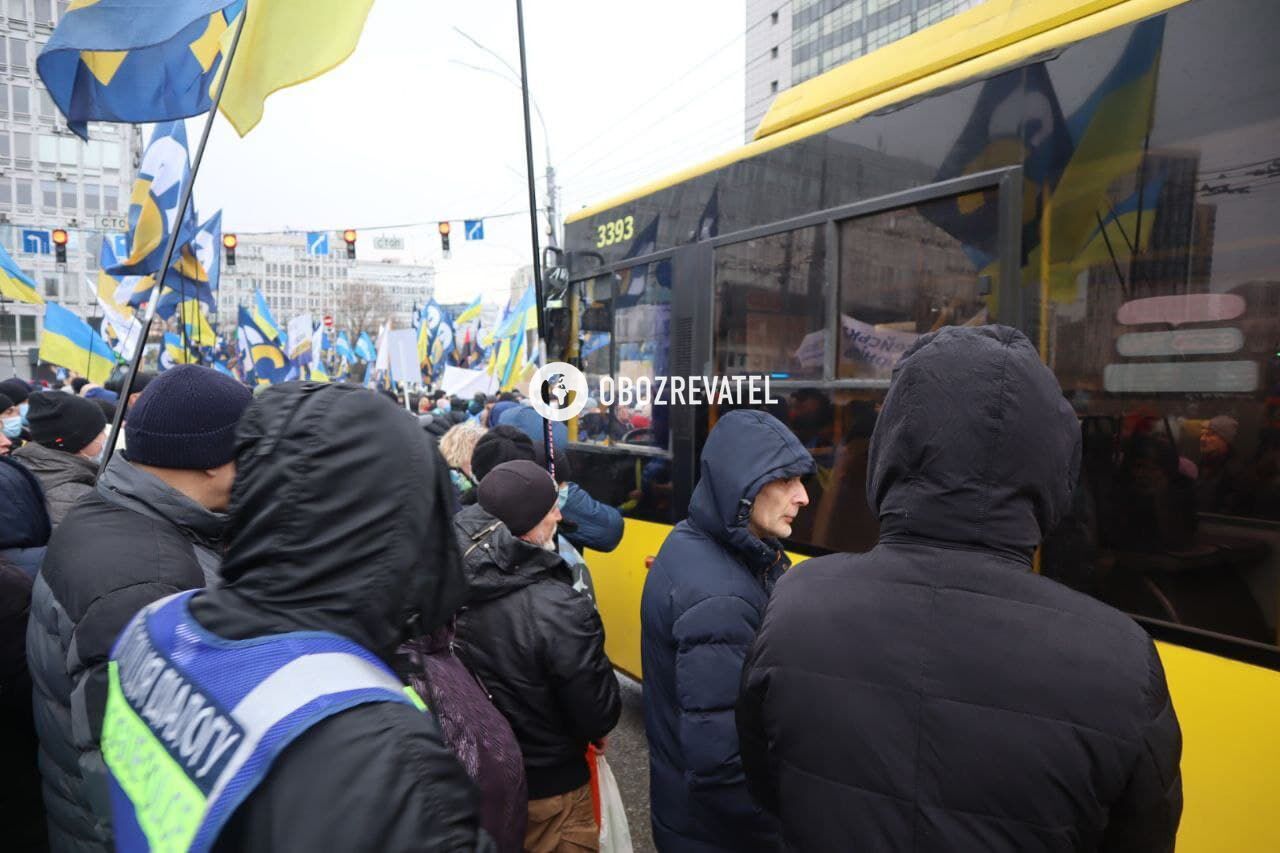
[837, 190, 996, 380]
[611, 258, 672, 449]
[569, 274, 614, 446]
[714, 225, 827, 380]
[1035, 2, 1280, 649]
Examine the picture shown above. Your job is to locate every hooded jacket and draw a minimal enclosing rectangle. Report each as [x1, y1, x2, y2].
[12, 441, 97, 527]
[641, 409, 815, 853]
[0, 455, 51, 577]
[452, 502, 621, 800]
[26, 454, 226, 853]
[185, 383, 486, 852]
[738, 326, 1182, 852]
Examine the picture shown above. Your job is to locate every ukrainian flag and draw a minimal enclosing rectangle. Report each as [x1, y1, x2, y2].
[162, 332, 200, 368]
[178, 298, 216, 348]
[39, 302, 119, 383]
[0, 241, 43, 304]
[455, 296, 483, 325]
[494, 286, 536, 340]
[109, 122, 199, 277]
[37, 0, 244, 139]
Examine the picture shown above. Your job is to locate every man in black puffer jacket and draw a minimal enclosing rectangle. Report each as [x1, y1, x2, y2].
[737, 325, 1182, 851]
[454, 460, 621, 852]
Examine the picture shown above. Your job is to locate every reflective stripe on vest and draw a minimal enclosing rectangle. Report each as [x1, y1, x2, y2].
[102, 590, 424, 853]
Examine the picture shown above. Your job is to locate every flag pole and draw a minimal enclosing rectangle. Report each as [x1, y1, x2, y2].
[514, 0, 553, 477]
[99, 5, 249, 474]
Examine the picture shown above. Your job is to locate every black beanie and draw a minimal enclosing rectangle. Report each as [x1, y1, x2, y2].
[471, 425, 535, 483]
[27, 392, 106, 454]
[0, 391, 13, 412]
[479, 460, 558, 536]
[0, 378, 31, 406]
[125, 365, 252, 470]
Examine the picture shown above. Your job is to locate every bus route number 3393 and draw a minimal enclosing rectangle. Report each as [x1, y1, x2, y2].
[596, 215, 634, 248]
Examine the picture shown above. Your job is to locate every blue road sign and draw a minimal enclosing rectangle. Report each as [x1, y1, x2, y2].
[22, 229, 50, 254]
[307, 231, 330, 256]
[464, 219, 485, 241]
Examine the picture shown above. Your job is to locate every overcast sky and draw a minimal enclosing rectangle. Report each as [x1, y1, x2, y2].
[191, 0, 747, 304]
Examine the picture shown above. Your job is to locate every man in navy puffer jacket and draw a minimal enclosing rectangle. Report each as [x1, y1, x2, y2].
[642, 409, 814, 851]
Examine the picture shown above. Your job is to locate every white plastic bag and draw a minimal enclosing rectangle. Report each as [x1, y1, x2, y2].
[596, 754, 633, 853]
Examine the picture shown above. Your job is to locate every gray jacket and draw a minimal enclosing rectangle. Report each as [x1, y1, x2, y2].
[12, 442, 98, 527]
[27, 456, 225, 852]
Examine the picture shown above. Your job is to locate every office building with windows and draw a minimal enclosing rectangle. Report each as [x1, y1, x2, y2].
[0, 0, 140, 378]
[745, 0, 982, 139]
[216, 232, 434, 337]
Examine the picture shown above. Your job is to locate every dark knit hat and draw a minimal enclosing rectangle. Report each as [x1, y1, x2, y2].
[70, 377, 89, 394]
[0, 378, 31, 406]
[125, 365, 252, 470]
[471, 425, 535, 483]
[479, 460, 558, 536]
[27, 392, 106, 453]
[0, 391, 13, 412]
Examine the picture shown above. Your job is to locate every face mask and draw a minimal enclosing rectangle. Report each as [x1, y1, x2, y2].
[556, 483, 569, 509]
[2, 416, 20, 438]
[19, 402, 29, 426]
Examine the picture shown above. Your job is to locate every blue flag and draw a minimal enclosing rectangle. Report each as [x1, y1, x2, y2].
[237, 305, 289, 385]
[355, 331, 377, 362]
[108, 122, 199, 278]
[156, 210, 221, 317]
[335, 330, 356, 364]
[37, 0, 244, 139]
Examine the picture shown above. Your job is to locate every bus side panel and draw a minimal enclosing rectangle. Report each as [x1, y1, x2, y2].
[585, 519, 674, 679]
[1157, 642, 1280, 851]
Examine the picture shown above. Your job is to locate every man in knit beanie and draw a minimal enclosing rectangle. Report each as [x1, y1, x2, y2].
[1197, 413, 1247, 513]
[11, 392, 107, 525]
[453, 459, 620, 850]
[26, 365, 252, 851]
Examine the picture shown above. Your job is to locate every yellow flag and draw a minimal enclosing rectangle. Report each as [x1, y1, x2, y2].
[216, 0, 375, 137]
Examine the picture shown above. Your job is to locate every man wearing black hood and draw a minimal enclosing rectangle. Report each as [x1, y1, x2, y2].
[737, 326, 1182, 851]
[641, 409, 815, 852]
[101, 383, 487, 852]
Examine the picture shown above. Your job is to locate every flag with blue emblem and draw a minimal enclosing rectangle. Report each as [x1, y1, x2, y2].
[109, 122, 199, 278]
[163, 210, 222, 315]
[0, 240, 43, 304]
[100, 237, 156, 309]
[161, 331, 200, 369]
[39, 301, 120, 383]
[237, 305, 289, 385]
[37, 0, 245, 139]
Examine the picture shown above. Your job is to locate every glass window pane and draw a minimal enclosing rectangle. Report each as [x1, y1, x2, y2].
[60, 181, 75, 210]
[58, 135, 77, 166]
[0, 316, 13, 343]
[38, 89, 54, 120]
[7, 0, 24, 21]
[571, 274, 614, 446]
[0, 82, 7, 116]
[837, 190, 996, 380]
[0, 179, 11, 206]
[102, 182, 119, 211]
[37, 134, 56, 164]
[13, 131, 29, 162]
[613, 258, 672, 448]
[20, 315, 36, 343]
[34, 0, 51, 25]
[8, 37, 26, 72]
[41, 179, 56, 210]
[101, 141, 120, 169]
[84, 182, 99, 212]
[12, 86, 29, 116]
[715, 225, 827, 379]
[43, 276, 58, 299]
[15, 178, 32, 207]
[0, 133, 8, 160]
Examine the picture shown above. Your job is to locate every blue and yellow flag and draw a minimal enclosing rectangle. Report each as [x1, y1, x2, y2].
[109, 122, 199, 277]
[0, 241, 43, 304]
[161, 332, 200, 369]
[178, 298, 216, 349]
[455, 295, 483, 325]
[494, 286, 536, 340]
[40, 302, 119, 383]
[156, 210, 222, 317]
[37, 1, 244, 139]
[250, 289, 283, 342]
[237, 305, 289, 385]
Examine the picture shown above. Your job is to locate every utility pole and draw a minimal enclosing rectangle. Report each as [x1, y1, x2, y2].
[545, 162, 558, 248]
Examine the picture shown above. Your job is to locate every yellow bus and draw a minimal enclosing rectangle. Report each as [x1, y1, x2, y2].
[544, 0, 1279, 847]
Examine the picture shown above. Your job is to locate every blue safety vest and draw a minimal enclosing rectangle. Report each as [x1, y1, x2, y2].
[101, 590, 425, 853]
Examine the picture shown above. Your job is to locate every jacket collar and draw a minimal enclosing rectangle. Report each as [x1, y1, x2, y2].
[97, 454, 226, 551]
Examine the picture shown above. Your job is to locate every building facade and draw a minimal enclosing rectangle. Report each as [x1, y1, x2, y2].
[217, 231, 434, 338]
[0, 0, 140, 377]
[745, 0, 982, 140]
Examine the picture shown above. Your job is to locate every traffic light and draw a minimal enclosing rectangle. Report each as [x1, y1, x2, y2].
[438, 221, 451, 256]
[343, 229, 357, 260]
[52, 228, 68, 264]
[222, 233, 238, 268]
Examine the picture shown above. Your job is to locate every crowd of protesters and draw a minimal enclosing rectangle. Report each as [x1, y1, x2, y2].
[0, 324, 1184, 852]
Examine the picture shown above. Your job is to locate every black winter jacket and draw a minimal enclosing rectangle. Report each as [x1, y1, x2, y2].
[26, 455, 225, 853]
[12, 441, 97, 527]
[641, 409, 814, 853]
[0, 454, 50, 577]
[738, 326, 1183, 852]
[185, 383, 487, 852]
[453, 503, 621, 799]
